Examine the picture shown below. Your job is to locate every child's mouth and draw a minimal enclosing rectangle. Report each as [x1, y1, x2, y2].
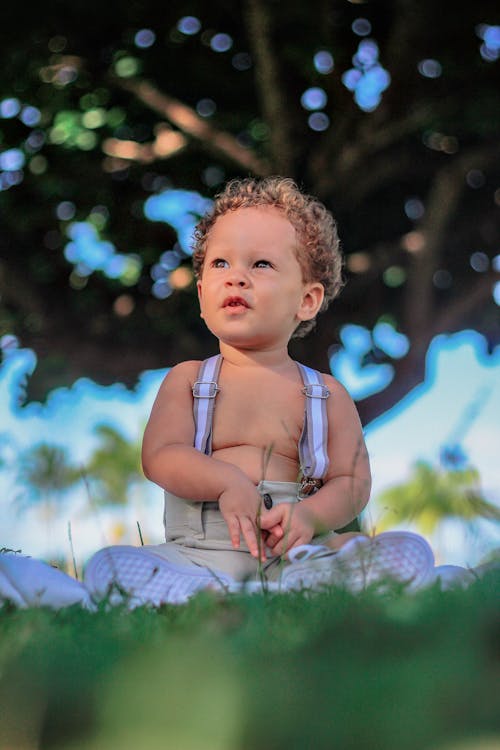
[223, 296, 249, 310]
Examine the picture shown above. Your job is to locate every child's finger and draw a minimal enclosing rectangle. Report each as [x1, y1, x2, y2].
[264, 525, 284, 550]
[225, 516, 241, 550]
[259, 507, 285, 530]
[239, 516, 261, 559]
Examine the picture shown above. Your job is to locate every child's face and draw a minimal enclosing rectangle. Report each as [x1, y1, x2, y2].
[197, 206, 324, 350]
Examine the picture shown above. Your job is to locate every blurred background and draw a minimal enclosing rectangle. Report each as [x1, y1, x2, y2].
[0, 0, 499, 574]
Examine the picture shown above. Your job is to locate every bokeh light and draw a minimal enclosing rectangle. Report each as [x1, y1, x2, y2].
[25, 131, 45, 152]
[313, 50, 334, 74]
[210, 33, 233, 53]
[177, 16, 201, 35]
[466, 169, 485, 189]
[113, 294, 135, 317]
[114, 57, 140, 78]
[56, 201, 76, 221]
[422, 131, 459, 154]
[476, 24, 500, 61]
[20, 106, 41, 126]
[196, 98, 216, 117]
[404, 197, 425, 220]
[383, 266, 406, 287]
[0, 98, 21, 118]
[82, 109, 106, 129]
[493, 282, 500, 306]
[308, 112, 330, 132]
[342, 39, 390, 111]
[0, 149, 25, 171]
[28, 155, 48, 175]
[352, 18, 372, 36]
[469, 252, 489, 272]
[300, 87, 328, 111]
[418, 59, 442, 78]
[151, 279, 172, 299]
[169, 266, 193, 289]
[134, 29, 156, 49]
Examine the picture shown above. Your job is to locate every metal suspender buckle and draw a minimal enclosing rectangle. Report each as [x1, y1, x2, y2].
[192, 381, 220, 398]
[302, 383, 330, 399]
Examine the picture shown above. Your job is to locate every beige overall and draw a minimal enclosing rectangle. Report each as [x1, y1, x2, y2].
[146, 480, 336, 581]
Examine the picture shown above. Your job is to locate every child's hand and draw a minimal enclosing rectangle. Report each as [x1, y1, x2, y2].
[259, 502, 316, 556]
[218, 479, 268, 561]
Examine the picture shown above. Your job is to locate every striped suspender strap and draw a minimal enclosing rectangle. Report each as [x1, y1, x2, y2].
[192, 354, 223, 455]
[295, 362, 330, 481]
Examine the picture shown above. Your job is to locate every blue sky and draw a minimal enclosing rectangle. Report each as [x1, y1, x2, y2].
[1, 328, 499, 572]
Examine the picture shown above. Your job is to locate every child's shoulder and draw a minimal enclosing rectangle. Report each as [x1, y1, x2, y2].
[314, 369, 356, 405]
[160, 359, 203, 389]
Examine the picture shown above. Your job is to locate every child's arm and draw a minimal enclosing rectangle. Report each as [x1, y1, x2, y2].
[142, 361, 266, 560]
[260, 376, 371, 555]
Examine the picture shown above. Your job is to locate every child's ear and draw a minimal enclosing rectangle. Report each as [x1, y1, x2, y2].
[197, 280, 204, 318]
[297, 282, 324, 321]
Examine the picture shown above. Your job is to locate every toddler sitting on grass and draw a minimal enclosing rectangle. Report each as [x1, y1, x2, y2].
[0, 177, 476, 609]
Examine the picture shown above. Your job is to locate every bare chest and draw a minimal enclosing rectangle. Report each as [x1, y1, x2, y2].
[211, 376, 305, 458]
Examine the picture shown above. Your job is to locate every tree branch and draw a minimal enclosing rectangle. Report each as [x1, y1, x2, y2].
[112, 76, 270, 176]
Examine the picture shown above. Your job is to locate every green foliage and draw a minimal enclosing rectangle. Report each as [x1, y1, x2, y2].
[16, 442, 79, 511]
[377, 460, 500, 534]
[12, 424, 146, 514]
[84, 423, 144, 506]
[0, 575, 499, 749]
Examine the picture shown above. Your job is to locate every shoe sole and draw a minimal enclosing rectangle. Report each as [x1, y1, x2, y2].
[280, 531, 436, 593]
[84, 546, 234, 607]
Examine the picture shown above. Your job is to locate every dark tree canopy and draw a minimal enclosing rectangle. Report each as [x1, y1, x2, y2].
[0, 0, 499, 425]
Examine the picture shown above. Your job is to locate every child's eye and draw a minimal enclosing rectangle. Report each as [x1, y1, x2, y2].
[254, 259, 272, 268]
[211, 258, 229, 268]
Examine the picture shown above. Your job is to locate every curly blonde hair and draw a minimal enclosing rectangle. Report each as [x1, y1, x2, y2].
[192, 176, 343, 337]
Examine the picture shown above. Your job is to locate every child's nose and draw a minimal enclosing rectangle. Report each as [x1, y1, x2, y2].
[225, 268, 249, 287]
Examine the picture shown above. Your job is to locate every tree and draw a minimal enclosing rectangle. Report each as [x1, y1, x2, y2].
[16, 442, 79, 516]
[375, 459, 500, 535]
[84, 423, 145, 506]
[0, 0, 499, 425]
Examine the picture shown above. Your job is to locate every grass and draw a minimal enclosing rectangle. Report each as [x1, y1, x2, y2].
[0, 570, 499, 750]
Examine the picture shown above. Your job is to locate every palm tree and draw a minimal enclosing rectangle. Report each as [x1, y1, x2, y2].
[375, 459, 500, 535]
[17, 442, 79, 516]
[80, 423, 149, 546]
[84, 423, 145, 507]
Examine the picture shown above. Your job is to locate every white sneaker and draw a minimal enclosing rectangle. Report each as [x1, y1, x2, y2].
[83, 546, 235, 608]
[432, 564, 476, 590]
[0, 568, 28, 608]
[0, 553, 94, 610]
[280, 531, 436, 593]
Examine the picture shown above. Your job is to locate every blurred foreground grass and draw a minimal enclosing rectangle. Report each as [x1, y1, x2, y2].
[0, 572, 499, 750]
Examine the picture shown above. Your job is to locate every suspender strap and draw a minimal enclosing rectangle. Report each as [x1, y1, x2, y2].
[192, 354, 223, 455]
[295, 363, 330, 481]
